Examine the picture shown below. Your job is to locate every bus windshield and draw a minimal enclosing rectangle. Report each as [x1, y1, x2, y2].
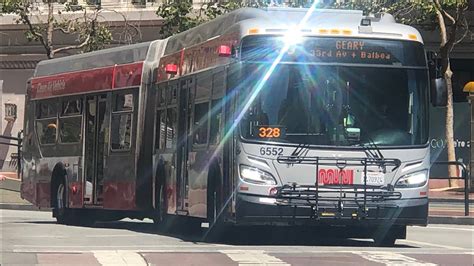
[240, 64, 429, 147]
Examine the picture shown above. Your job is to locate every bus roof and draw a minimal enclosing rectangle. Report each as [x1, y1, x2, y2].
[164, 7, 422, 55]
[34, 42, 151, 77]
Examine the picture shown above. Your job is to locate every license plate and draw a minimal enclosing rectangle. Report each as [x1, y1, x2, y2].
[363, 172, 385, 185]
[318, 169, 354, 185]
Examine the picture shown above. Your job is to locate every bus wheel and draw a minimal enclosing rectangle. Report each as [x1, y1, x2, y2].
[153, 184, 168, 230]
[54, 178, 73, 224]
[207, 179, 222, 225]
[373, 226, 405, 247]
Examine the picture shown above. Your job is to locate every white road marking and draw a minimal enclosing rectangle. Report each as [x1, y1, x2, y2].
[93, 250, 148, 266]
[355, 251, 437, 266]
[399, 239, 463, 250]
[220, 250, 290, 265]
[422, 226, 474, 232]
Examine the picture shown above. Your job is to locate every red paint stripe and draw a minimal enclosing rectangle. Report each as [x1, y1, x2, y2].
[30, 62, 143, 99]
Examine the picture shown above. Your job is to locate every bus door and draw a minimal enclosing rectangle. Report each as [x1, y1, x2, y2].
[176, 78, 193, 213]
[84, 94, 107, 205]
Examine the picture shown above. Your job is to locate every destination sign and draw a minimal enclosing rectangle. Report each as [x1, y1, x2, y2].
[241, 36, 426, 67]
[309, 39, 396, 64]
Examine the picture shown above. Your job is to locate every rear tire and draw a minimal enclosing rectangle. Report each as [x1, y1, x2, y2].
[153, 183, 169, 231]
[207, 179, 222, 225]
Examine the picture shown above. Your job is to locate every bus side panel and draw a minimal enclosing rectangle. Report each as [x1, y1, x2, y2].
[103, 180, 136, 210]
[103, 155, 137, 210]
[35, 182, 51, 207]
[187, 149, 211, 218]
[68, 181, 83, 208]
[155, 152, 177, 215]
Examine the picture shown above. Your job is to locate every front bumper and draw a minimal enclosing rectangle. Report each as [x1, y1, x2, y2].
[235, 193, 428, 226]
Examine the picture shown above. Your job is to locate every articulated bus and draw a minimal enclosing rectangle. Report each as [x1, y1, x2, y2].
[21, 7, 446, 246]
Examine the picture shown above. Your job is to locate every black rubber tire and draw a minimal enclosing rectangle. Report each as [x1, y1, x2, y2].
[372, 226, 404, 247]
[374, 234, 397, 247]
[53, 177, 74, 225]
[207, 171, 222, 224]
[153, 183, 169, 231]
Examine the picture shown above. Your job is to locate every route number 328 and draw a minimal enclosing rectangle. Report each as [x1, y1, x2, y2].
[258, 127, 281, 138]
[260, 147, 283, 156]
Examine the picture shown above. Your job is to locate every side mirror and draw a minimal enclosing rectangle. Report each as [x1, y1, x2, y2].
[430, 78, 447, 107]
[426, 51, 437, 79]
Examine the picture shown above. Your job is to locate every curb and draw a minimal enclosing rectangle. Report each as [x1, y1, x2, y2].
[430, 198, 474, 204]
[428, 215, 474, 225]
[0, 203, 50, 212]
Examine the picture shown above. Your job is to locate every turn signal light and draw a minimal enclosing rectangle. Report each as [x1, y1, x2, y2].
[165, 64, 178, 75]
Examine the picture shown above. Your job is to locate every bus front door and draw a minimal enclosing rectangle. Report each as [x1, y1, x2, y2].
[84, 94, 107, 205]
[176, 78, 193, 213]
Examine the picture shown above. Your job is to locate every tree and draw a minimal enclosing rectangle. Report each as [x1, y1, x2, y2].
[335, 0, 471, 183]
[1, 0, 138, 59]
[156, 0, 290, 38]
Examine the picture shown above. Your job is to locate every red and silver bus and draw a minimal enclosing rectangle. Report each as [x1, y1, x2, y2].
[21, 7, 444, 245]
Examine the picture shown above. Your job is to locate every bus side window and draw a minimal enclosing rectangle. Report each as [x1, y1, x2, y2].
[165, 107, 177, 149]
[35, 101, 57, 145]
[209, 100, 222, 144]
[111, 93, 133, 150]
[59, 98, 82, 143]
[193, 102, 209, 145]
[155, 109, 166, 150]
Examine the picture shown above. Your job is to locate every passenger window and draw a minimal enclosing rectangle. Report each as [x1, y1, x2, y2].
[193, 102, 209, 145]
[155, 110, 166, 150]
[212, 72, 225, 98]
[114, 93, 133, 112]
[165, 108, 177, 149]
[196, 72, 212, 100]
[36, 119, 57, 145]
[60, 99, 82, 143]
[158, 87, 166, 107]
[167, 84, 177, 104]
[62, 99, 82, 116]
[111, 113, 132, 150]
[209, 100, 222, 144]
[36, 101, 57, 145]
[111, 92, 134, 150]
[37, 101, 56, 119]
[60, 117, 82, 143]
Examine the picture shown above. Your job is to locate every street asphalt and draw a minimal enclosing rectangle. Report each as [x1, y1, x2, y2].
[1, 209, 473, 265]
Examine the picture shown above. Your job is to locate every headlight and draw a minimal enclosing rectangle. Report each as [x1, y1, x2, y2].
[395, 170, 428, 188]
[239, 165, 277, 185]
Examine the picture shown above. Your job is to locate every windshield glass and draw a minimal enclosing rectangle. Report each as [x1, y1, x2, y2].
[240, 64, 429, 146]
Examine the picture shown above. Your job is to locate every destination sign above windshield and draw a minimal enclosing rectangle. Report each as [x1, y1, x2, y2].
[310, 39, 396, 64]
[241, 36, 426, 67]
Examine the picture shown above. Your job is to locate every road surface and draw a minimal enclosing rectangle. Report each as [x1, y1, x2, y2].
[1, 209, 473, 265]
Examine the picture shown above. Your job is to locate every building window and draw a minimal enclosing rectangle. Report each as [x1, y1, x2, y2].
[4, 103, 17, 122]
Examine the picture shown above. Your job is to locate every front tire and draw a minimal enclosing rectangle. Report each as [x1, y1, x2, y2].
[373, 225, 405, 247]
[53, 178, 73, 224]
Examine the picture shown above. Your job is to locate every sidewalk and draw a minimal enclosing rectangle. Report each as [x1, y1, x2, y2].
[1, 175, 473, 224]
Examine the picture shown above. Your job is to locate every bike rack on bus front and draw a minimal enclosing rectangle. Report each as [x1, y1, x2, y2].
[275, 156, 402, 220]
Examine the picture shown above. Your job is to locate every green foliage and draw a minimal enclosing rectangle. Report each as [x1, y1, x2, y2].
[156, 0, 272, 37]
[332, 0, 468, 26]
[156, 1, 199, 38]
[1, 0, 113, 58]
[82, 23, 112, 52]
